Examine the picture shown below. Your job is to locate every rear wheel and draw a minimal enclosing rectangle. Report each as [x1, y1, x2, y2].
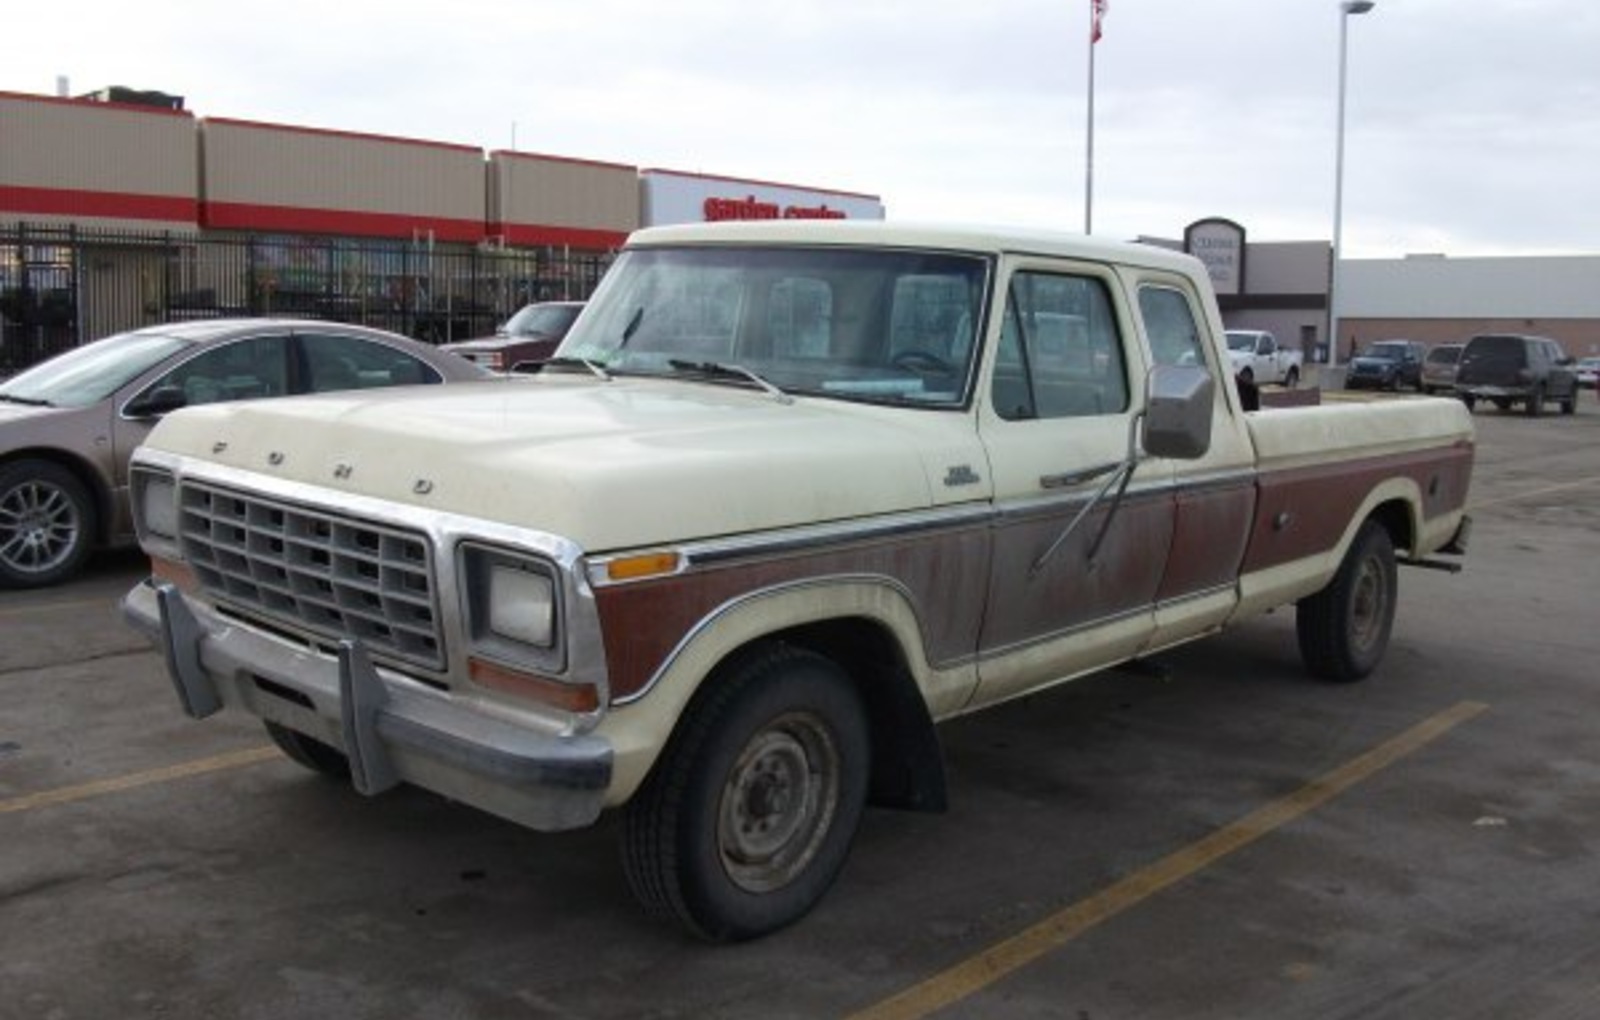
[1524, 383, 1545, 417]
[622, 643, 869, 942]
[0, 459, 97, 589]
[1296, 520, 1397, 683]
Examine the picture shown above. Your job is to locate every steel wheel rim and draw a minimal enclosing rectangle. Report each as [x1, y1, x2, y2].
[1350, 555, 1388, 652]
[0, 478, 81, 575]
[717, 711, 841, 894]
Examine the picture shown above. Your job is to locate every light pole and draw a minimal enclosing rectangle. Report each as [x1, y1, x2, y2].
[1328, 0, 1374, 369]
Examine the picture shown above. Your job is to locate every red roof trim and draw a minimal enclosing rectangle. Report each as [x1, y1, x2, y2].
[203, 201, 485, 243]
[202, 117, 482, 155]
[0, 185, 197, 223]
[492, 222, 628, 251]
[640, 167, 880, 202]
[490, 149, 638, 173]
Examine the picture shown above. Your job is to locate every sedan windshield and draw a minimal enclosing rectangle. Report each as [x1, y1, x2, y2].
[0, 331, 191, 408]
[558, 246, 990, 407]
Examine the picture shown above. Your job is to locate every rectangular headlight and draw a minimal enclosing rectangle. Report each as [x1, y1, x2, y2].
[136, 471, 179, 541]
[488, 564, 555, 648]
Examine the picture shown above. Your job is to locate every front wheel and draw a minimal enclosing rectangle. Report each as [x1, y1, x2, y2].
[1296, 520, 1398, 682]
[0, 459, 97, 589]
[621, 643, 869, 942]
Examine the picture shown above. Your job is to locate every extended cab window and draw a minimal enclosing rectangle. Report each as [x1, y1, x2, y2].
[991, 271, 1127, 420]
[1138, 286, 1208, 367]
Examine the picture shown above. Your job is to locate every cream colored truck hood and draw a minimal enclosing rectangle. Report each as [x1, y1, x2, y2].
[142, 375, 992, 552]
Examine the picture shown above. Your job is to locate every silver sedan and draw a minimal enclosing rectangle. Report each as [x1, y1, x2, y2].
[0, 318, 489, 587]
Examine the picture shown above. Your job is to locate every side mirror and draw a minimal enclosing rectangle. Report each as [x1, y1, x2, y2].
[125, 385, 188, 418]
[1143, 364, 1214, 460]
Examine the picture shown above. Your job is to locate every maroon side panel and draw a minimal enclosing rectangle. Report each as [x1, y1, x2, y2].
[594, 524, 991, 701]
[1242, 441, 1474, 574]
[1158, 478, 1256, 601]
[979, 490, 1172, 652]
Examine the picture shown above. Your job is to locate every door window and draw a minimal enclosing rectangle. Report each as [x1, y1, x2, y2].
[144, 334, 290, 406]
[991, 271, 1127, 421]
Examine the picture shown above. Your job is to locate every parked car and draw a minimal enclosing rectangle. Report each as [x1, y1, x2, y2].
[1345, 339, 1427, 391]
[1454, 333, 1578, 416]
[441, 301, 584, 372]
[0, 318, 490, 588]
[1223, 329, 1301, 387]
[1575, 355, 1600, 390]
[1421, 342, 1464, 395]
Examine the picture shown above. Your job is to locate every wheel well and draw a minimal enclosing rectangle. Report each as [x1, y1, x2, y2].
[713, 619, 947, 814]
[1367, 498, 1415, 557]
[0, 449, 113, 544]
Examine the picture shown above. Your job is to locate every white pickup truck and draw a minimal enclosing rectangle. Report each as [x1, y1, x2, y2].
[124, 222, 1473, 941]
[1225, 328, 1303, 387]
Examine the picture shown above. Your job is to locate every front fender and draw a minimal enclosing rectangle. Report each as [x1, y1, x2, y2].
[595, 575, 976, 806]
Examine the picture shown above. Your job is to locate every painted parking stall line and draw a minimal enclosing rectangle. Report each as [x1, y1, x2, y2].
[0, 745, 279, 816]
[848, 701, 1490, 1020]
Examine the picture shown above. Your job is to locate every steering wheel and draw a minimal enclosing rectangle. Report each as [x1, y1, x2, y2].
[891, 349, 956, 376]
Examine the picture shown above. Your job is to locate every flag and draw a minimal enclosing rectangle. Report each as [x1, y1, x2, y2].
[1092, 0, 1108, 43]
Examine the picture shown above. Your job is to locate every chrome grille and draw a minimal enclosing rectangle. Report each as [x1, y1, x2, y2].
[178, 482, 444, 671]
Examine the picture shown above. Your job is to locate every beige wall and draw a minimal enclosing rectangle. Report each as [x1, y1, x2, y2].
[0, 91, 198, 231]
[488, 151, 638, 247]
[200, 118, 486, 239]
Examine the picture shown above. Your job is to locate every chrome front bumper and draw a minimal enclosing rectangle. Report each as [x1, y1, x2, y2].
[122, 578, 612, 831]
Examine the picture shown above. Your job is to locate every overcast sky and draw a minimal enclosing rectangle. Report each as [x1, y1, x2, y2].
[7, 0, 1598, 258]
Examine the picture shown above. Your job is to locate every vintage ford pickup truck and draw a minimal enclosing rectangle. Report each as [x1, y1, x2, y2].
[123, 222, 1473, 941]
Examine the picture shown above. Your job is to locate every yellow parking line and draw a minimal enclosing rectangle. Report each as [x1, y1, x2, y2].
[848, 700, 1489, 1020]
[0, 745, 279, 815]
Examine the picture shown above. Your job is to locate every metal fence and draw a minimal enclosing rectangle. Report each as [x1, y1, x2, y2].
[1, 223, 613, 374]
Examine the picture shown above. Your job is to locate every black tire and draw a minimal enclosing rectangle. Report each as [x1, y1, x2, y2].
[1492, 397, 1511, 412]
[621, 643, 870, 942]
[1296, 520, 1398, 683]
[264, 721, 351, 778]
[1284, 366, 1300, 389]
[1461, 394, 1477, 411]
[0, 459, 98, 589]
[1525, 383, 1544, 418]
[1560, 387, 1576, 415]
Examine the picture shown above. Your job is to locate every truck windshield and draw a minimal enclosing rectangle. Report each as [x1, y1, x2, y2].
[558, 246, 991, 407]
[1224, 331, 1258, 352]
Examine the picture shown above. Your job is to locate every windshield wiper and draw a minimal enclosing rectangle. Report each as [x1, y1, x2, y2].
[0, 393, 53, 407]
[667, 359, 792, 404]
[539, 356, 612, 381]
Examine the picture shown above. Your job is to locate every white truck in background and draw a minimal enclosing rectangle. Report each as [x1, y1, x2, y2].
[1225, 329, 1303, 387]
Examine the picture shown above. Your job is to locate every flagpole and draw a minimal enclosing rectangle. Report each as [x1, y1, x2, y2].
[1085, 2, 1097, 235]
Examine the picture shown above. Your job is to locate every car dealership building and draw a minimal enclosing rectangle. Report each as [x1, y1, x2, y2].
[5, 86, 1597, 372]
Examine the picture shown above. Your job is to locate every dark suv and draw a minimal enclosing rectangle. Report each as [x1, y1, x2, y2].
[1346, 339, 1426, 391]
[1455, 333, 1578, 416]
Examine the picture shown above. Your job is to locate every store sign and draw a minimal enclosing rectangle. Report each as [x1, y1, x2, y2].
[703, 195, 848, 221]
[641, 170, 884, 227]
[1184, 218, 1246, 295]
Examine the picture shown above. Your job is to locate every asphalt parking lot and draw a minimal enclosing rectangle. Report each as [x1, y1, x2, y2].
[4, 395, 1599, 1019]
